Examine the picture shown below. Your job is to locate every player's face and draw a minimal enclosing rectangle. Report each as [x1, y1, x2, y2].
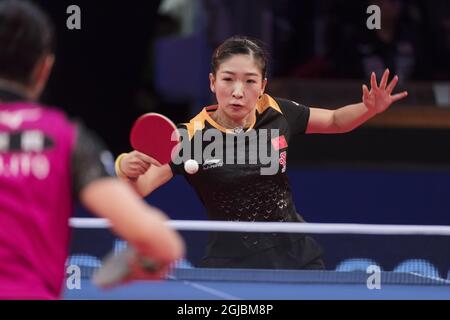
[210, 54, 267, 122]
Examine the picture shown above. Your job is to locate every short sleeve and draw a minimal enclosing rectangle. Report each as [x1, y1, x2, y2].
[169, 158, 184, 176]
[169, 123, 188, 176]
[276, 98, 310, 136]
[71, 122, 113, 198]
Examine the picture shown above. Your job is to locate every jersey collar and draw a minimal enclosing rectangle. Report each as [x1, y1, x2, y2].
[202, 105, 257, 134]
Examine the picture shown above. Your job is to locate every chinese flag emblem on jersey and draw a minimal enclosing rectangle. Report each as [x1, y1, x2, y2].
[271, 135, 288, 150]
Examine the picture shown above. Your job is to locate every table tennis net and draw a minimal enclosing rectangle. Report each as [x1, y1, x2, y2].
[68, 218, 450, 286]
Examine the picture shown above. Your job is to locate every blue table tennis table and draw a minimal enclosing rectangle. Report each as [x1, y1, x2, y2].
[64, 268, 450, 300]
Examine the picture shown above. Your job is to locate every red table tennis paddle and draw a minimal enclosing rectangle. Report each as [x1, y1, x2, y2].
[130, 113, 180, 165]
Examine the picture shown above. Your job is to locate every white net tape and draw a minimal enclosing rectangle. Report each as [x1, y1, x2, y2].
[69, 218, 450, 236]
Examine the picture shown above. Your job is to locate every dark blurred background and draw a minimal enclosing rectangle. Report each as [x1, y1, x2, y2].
[30, 0, 450, 271]
[35, 0, 449, 163]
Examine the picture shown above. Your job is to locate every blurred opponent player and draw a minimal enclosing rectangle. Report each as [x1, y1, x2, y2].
[0, 0, 184, 299]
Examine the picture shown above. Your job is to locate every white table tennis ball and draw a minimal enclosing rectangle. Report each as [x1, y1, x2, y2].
[184, 159, 199, 174]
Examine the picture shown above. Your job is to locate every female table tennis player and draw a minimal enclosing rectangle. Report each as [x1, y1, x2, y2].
[116, 36, 407, 270]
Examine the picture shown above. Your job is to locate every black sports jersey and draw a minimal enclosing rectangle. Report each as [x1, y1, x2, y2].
[170, 94, 324, 269]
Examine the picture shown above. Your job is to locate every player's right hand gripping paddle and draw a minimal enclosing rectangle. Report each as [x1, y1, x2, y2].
[129, 113, 180, 165]
[92, 247, 159, 289]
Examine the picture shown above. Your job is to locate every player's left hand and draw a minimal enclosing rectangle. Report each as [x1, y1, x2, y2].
[362, 69, 408, 114]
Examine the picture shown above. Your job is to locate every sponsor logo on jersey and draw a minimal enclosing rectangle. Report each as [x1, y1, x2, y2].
[203, 158, 223, 170]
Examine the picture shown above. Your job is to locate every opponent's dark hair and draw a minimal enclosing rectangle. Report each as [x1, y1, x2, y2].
[211, 35, 269, 79]
[0, 0, 55, 85]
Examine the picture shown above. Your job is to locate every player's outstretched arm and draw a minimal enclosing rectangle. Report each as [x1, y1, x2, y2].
[306, 69, 408, 134]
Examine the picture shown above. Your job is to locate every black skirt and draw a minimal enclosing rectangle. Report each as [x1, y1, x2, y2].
[199, 233, 325, 270]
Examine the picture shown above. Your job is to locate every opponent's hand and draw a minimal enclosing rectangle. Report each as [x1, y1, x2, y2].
[362, 69, 408, 115]
[120, 151, 162, 179]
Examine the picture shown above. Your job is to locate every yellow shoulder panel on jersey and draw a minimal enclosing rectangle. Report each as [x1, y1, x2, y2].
[181, 109, 208, 140]
[256, 94, 283, 114]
